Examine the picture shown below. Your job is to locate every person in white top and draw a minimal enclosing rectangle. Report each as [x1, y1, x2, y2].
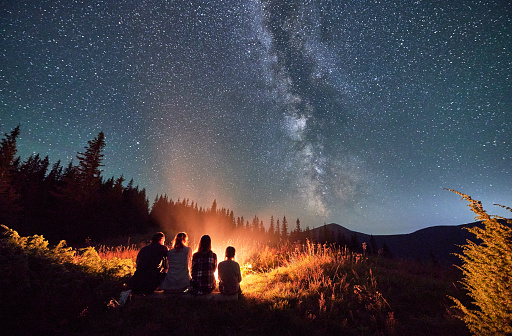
[160, 232, 192, 293]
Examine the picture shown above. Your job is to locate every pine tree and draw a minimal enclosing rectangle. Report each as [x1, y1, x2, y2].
[252, 215, 259, 232]
[52, 132, 106, 241]
[268, 216, 275, 236]
[76, 131, 105, 195]
[446, 189, 512, 335]
[290, 218, 302, 242]
[0, 125, 21, 226]
[14, 154, 50, 234]
[229, 210, 235, 230]
[281, 216, 288, 238]
[0, 125, 20, 181]
[45, 160, 63, 186]
[210, 199, 217, 214]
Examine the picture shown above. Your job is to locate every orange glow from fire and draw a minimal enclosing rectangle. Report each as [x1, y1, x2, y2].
[179, 238, 260, 290]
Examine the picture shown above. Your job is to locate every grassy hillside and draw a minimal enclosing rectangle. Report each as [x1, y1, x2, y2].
[1, 227, 469, 336]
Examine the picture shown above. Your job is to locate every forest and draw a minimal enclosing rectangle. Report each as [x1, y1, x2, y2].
[0, 125, 329, 246]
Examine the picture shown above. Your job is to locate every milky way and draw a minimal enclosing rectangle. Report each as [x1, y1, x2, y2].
[2, 0, 511, 234]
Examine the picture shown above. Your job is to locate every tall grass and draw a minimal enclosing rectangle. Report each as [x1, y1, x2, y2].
[239, 241, 395, 335]
[97, 244, 140, 263]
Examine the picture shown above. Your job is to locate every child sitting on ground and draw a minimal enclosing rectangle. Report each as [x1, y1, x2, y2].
[217, 246, 242, 295]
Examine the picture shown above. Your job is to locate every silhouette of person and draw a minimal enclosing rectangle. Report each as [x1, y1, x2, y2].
[128, 232, 168, 295]
[218, 246, 242, 295]
[189, 235, 217, 295]
[160, 232, 192, 293]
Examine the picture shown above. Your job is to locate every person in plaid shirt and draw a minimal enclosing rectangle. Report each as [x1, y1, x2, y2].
[190, 235, 217, 294]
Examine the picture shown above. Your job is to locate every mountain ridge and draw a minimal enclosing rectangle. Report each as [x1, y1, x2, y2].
[310, 220, 510, 265]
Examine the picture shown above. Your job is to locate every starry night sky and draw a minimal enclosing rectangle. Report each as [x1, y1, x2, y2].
[2, 0, 511, 234]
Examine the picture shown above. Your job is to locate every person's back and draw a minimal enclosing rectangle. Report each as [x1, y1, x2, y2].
[218, 246, 242, 295]
[136, 243, 168, 272]
[218, 259, 241, 294]
[191, 250, 217, 293]
[161, 232, 191, 293]
[190, 235, 217, 294]
[160, 247, 191, 292]
[129, 232, 168, 295]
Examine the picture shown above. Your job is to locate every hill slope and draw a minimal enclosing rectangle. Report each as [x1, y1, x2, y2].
[311, 221, 496, 264]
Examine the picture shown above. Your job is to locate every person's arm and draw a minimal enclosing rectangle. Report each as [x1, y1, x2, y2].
[162, 255, 168, 272]
[135, 247, 145, 269]
[191, 253, 198, 278]
[161, 246, 168, 272]
[187, 248, 192, 274]
[236, 263, 242, 283]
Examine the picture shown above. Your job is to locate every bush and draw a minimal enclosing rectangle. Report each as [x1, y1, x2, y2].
[0, 225, 134, 336]
[446, 189, 512, 335]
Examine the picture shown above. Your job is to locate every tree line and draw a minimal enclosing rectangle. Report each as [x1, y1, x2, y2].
[0, 126, 152, 243]
[0, 125, 309, 245]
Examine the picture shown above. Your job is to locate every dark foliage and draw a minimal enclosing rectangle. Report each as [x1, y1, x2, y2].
[0, 125, 21, 227]
[0, 228, 124, 336]
[0, 125, 299, 246]
[1, 127, 152, 244]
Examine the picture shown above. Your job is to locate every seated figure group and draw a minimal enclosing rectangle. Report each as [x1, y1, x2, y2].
[128, 232, 242, 297]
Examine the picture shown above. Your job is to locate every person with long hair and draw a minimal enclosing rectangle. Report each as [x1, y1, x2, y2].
[160, 232, 192, 293]
[189, 234, 217, 295]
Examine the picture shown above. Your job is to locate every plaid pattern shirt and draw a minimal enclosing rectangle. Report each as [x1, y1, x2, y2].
[191, 251, 217, 292]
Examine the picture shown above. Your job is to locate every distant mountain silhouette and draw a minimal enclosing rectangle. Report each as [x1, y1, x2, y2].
[310, 220, 510, 265]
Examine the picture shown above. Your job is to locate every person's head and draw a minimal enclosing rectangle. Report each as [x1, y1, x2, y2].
[197, 235, 212, 253]
[152, 232, 165, 245]
[172, 232, 188, 250]
[225, 246, 235, 260]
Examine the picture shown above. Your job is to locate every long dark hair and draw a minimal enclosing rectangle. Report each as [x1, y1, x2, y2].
[197, 235, 212, 253]
[172, 232, 188, 250]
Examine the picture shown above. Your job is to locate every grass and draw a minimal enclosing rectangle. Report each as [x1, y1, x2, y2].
[97, 244, 140, 263]
[369, 257, 469, 336]
[237, 242, 394, 335]
[1, 227, 470, 336]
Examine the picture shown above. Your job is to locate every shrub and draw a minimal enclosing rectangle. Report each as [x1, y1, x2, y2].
[0, 225, 134, 335]
[446, 189, 512, 335]
[75, 246, 135, 278]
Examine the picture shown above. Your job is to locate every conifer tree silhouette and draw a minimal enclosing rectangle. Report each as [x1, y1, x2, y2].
[53, 132, 106, 241]
[281, 216, 288, 238]
[0, 125, 21, 226]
